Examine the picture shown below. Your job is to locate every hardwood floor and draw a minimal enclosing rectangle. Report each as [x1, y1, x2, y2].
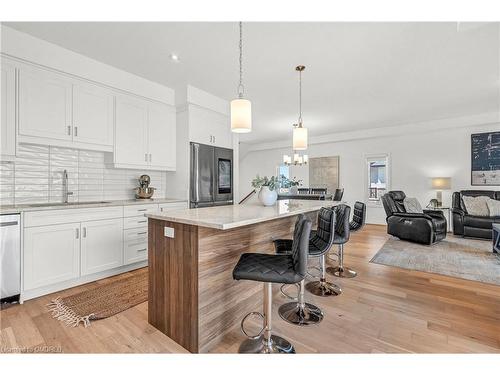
[1, 224, 499, 353]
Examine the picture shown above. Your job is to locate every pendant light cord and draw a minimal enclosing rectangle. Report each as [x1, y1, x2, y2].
[298, 68, 302, 125]
[238, 21, 244, 98]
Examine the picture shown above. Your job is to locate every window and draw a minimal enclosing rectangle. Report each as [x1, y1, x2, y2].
[277, 165, 290, 193]
[366, 154, 390, 204]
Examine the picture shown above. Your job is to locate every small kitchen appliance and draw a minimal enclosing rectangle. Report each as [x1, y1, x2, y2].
[134, 174, 156, 199]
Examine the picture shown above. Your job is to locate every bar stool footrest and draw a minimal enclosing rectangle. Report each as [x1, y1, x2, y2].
[240, 311, 265, 339]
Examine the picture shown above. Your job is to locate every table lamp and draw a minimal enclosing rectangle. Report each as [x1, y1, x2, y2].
[431, 177, 451, 207]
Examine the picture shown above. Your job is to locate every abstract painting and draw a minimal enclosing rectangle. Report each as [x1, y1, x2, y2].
[471, 131, 500, 186]
[309, 156, 340, 193]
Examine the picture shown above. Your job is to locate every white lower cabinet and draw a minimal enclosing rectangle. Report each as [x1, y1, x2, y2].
[123, 228, 148, 265]
[24, 223, 80, 290]
[81, 218, 123, 276]
[22, 202, 186, 300]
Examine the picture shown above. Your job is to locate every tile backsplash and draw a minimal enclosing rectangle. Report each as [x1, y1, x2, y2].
[0, 144, 167, 205]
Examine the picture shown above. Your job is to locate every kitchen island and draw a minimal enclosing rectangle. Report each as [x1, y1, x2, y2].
[145, 200, 332, 353]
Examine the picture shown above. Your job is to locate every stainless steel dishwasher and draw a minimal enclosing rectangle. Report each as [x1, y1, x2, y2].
[1, 214, 21, 303]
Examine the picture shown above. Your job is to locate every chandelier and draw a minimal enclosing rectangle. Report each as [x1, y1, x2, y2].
[283, 153, 308, 166]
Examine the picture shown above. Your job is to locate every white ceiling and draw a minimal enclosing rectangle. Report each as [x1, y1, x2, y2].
[5, 22, 500, 144]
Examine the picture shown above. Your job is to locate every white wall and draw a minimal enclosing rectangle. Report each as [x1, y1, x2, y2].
[240, 117, 500, 224]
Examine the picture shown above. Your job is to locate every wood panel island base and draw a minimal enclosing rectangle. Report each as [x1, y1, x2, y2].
[146, 200, 328, 353]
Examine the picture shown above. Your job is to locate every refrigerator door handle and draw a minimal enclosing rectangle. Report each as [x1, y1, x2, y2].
[193, 143, 200, 203]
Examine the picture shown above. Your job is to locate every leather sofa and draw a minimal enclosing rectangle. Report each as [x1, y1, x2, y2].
[452, 190, 500, 239]
[381, 191, 447, 245]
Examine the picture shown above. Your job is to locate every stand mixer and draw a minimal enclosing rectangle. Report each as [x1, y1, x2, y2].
[134, 174, 156, 199]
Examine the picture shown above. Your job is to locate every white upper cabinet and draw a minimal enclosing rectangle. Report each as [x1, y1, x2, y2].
[6, 58, 175, 163]
[1, 61, 16, 158]
[18, 63, 115, 151]
[114, 95, 176, 171]
[148, 101, 176, 170]
[72, 83, 114, 147]
[18, 65, 72, 141]
[188, 105, 232, 149]
[115, 95, 149, 167]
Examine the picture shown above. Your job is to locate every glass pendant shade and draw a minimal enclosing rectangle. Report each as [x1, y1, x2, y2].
[230, 98, 252, 133]
[293, 126, 308, 150]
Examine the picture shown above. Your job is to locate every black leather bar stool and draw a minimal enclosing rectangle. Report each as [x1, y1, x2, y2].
[349, 201, 366, 232]
[303, 207, 342, 297]
[327, 202, 363, 278]
[232, 215, 312, 354]
[333, 188, 344, 201]
[274, 212, 331, 325]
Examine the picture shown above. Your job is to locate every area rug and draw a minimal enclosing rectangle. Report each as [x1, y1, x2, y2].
[47, 268, 148, 327]
[370, 236, 500, 285]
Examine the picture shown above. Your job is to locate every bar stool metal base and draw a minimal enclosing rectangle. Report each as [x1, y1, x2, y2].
[305, 280, 342, 297]
[238, 335, 296, 354]
[278, 302, 324, 325]
[327, 266, 357, 278]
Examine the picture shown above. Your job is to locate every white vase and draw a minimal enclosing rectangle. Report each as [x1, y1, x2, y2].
[290, 185, 299, 195]
[259, 186, 278, 206]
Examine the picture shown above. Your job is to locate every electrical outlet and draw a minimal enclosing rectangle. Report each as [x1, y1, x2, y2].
[164, 227, 175, 238]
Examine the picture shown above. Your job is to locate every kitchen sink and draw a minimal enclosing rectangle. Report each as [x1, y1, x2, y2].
[25, 201, 111, 208]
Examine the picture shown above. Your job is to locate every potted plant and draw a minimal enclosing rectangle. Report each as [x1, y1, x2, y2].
[288, 177, 302, 195]
[251, 175, 279, 206]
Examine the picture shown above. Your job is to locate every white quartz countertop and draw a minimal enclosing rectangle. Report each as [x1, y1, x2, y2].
[146, 200, 339, 230]
[0, 198, 187, 214]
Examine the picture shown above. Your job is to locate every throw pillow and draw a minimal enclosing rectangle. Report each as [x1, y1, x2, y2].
[403, 197, 423, 213]
[486, 198, 500, 217]
[462, 195, 490, 216]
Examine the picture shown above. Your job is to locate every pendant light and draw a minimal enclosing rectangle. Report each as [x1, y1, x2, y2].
[293, 65, 308, 150]
[230, 22, 252, 133]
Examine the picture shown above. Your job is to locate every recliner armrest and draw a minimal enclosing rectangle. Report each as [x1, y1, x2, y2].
[392, 212, 433, 220]
[452, 207, 466, 216]
[423, 210, 445, 219]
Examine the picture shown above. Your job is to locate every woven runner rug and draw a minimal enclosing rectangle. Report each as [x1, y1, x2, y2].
[47, 267, 148, 327]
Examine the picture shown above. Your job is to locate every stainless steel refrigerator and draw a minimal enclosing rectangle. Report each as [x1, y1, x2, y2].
[190, 142, 234, 208]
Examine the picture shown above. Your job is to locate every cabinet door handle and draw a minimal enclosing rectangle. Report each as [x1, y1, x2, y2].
[67, 126, 72, 136]
[213, 136, 216, 143]
[138, 248, 147, 252]
[74, 126, 78, 137]
[138, 220, 147, 223]
[137, 231, 147, 235]
[149, 154, 152, 162]
[209, 135, 213, 143]
[138, 209, 147, 212]
[145, 153, 148, 162]
[83, 227, 87, 238]
[76, 228, 79, 239]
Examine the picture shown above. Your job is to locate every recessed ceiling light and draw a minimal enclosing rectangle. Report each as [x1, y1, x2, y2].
[170, 53, 180, 62]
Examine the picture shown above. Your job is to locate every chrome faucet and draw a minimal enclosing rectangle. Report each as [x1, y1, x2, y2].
[62, 169, 73, 203]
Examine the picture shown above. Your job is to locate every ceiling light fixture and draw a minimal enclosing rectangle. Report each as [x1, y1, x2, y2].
[293, 65, 308, 150]
[230, 22, 252, 133]
[170, 53, 180, 62]
[283, 153, 308, 166]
